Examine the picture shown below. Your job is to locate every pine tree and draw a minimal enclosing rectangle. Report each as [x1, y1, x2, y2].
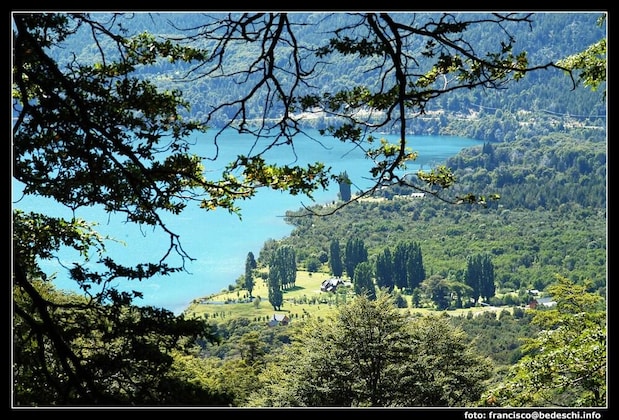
[375, 248, 394, 291]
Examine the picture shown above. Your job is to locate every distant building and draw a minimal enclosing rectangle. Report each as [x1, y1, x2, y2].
[268, 314, 290, 327]
[392, 192, 425, 200]
[321, 277, 344, 293]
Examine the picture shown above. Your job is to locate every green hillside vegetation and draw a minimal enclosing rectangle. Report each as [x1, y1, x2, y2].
[187, 270, 340, 321]
[55, 13, 605, 134]
[197, 13, 602, 128]
[186, 269, 505, 321]
[182, 274, 604, 407]
[269, 131, 606, 295]
[185, 268, 537, 367]
[182, 122, 605, 403]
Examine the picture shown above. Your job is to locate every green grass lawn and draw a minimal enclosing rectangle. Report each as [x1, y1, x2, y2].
[185, 271, 341, 322]
[183, 270, 509, 323]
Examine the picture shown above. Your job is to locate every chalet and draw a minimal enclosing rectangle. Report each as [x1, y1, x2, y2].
[320, 277, 344, 293]
[268, 314, 290, 327]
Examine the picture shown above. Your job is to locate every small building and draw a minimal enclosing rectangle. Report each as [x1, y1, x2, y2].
[320, 277, 344, 293]
[268, 314, 290, 327]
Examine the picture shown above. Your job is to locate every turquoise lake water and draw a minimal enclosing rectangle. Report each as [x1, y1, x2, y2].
[13, 129, 482, 314]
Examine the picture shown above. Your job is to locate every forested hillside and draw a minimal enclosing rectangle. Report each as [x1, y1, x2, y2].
[188, 12, 606, 405]
[199, 122, 606, 407]
[56, 12, 605, 130]
[174, 12, 605, 127]
[268, 128, 606, 297]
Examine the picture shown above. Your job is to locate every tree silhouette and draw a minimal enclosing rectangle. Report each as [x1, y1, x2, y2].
[337, 171, 352, 202]
[329, 239, 343, 278]
[245, 252, 256, 298]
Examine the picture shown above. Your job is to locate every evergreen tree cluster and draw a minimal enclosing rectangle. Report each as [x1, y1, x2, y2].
[466, 253, 496, 304]
[268, 245, 297, 310]
[344, 238, 368, 280]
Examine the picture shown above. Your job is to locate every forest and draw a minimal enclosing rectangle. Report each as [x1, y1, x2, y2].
[12, 11, 606, 410]
[267, 130, 606, 297]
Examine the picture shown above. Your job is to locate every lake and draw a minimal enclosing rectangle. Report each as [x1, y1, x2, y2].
[12, 129, 482, 314]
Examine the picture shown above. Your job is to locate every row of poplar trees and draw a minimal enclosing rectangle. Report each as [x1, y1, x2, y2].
[267, 246, 297, 310]
[266, 238, 494, 309]
[331, 239, 425, 288]
[330, 238, 427, 300]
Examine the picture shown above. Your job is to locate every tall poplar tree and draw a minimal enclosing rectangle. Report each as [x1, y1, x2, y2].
[245, 252, 256, 298]
[268, 245, 296, 310]
[267, 269, 283, 312]
[329, 239, 343, 278]
[344, 237, 368, 280]
[465, 253, 496, 304]
[337, 171, 352, 202]
[406, 242, 426, 291]
[375, 248, 394, 291]
[393, 242, 410, 290]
